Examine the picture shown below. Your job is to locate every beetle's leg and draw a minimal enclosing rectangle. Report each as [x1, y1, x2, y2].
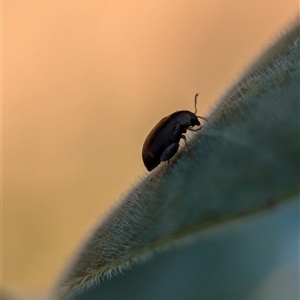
[160, 143, 180, 162]
[188, 125, 203, 132]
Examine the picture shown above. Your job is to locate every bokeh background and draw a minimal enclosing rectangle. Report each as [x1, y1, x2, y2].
[2, 0, 298, 297]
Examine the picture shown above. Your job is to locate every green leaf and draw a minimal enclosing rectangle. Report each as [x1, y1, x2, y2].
[52, 21, 300, 300]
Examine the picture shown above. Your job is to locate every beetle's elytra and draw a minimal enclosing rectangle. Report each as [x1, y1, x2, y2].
[142, 94, 207, 171]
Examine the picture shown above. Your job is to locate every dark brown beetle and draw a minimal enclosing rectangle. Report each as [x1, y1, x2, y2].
[142, 94, 207, 171]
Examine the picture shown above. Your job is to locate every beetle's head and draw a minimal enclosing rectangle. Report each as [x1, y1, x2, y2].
[190, 113, 201, 127]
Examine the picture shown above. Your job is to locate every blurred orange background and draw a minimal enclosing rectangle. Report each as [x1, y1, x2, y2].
[2, 0, 298, 297]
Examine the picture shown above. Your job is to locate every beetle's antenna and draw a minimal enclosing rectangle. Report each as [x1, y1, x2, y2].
[194, 93, 199, 114]
[194, 93, 208, 122]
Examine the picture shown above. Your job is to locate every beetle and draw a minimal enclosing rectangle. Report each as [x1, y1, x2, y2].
[142, 94, 207, 171]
